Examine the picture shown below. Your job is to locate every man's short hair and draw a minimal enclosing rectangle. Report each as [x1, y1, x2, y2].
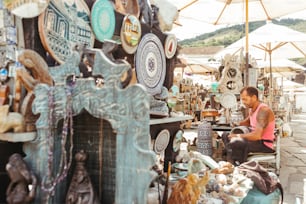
[240, 86, 259, 98]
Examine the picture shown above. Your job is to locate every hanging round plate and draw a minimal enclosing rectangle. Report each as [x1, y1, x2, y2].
[38, 0, 95, 64]
[154, 129, 170, 154]
[164, 34, 177, 59]
[91, 0, 115, 42]
[173, 129, 183, 152]
[134, 33, 166, 95]
[220, 92, 237, 109]
[114, 0, 140, 18]
[120, 14, 141, 54]
[4, 0, 50, 18]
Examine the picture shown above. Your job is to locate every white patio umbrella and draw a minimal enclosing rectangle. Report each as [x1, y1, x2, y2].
[277, 78, 306, 91]
[171, 0, 306, 25]
[215, 22, 306, 87]
[175, 57, 217, 75]
[175, 64, 217, 75]
[215, 23, 306, 58]
[256, 59, 306, 76]
[169, 0, 306, 83]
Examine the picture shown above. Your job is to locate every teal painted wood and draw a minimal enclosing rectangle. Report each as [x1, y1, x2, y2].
[23, 50, 156, 203]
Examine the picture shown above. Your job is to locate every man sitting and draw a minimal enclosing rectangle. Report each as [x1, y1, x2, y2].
[222, 86, 275, 165]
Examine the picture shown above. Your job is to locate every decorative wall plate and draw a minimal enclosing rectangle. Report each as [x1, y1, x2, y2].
[120, 14, 141, 54]
[134, 33, 166, 95]
[173, 129, 183, 152]
[114, 0, 140, 18]
[91, 0, 115, 42]
[219, 92, 237, 109]
[154, 129, 170, 154]
[38, 0, 94, 64]
[4, 0, 49, 18]
[164, 34, 177, 59]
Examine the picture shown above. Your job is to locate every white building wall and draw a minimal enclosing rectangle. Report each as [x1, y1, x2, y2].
[295, 93, 306, 113]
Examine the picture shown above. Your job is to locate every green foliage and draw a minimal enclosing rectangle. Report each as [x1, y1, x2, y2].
[179, 19, 306, 48]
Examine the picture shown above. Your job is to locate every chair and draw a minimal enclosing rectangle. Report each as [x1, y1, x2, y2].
[247, 128, 281, 175]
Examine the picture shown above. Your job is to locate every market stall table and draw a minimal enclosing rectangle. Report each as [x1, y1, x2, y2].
[212, 124, 233, 132]
[150, 115, 193, 171]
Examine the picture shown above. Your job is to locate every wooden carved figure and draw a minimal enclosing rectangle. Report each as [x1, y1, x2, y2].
[15, 49, 53, 131]
[6, 153, 37, 204]
[16, 49, 53, 92]
[66, 150, 99, 204]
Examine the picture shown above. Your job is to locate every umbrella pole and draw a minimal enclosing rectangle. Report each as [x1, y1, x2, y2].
[269, 51, 273, 107]
[245, 0, 249, 86]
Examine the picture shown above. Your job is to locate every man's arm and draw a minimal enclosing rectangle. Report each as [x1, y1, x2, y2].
[229, 107, 270, 141]
[256, 106, 271, 129]
[238, 116, 250, 126]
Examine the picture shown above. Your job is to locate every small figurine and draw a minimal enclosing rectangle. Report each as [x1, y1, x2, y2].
[6, 153, 37, 204]
[66, 150, 99, 204]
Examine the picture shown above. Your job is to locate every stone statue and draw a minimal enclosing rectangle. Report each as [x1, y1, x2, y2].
[6, 153, 37, 204]
[66, 150, 99, 204]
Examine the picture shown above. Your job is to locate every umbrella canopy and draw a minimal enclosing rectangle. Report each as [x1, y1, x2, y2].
[170, 0, 306, 25]
[175, 64, 217, 75]
[257, 59, 306, 74]
[277, 78, 306, 91]
[215, 22, 306, 60]
[175, 56, 217, 74]
[214, 22, 306, 85]
[214, 22, 306, 105]
[169, 0, 306, 85]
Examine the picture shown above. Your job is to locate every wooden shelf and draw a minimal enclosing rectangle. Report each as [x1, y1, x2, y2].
[150, 115, 193, 125]
[0, 132, 36, 142]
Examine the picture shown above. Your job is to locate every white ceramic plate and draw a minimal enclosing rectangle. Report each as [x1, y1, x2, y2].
[220, 92, 237, 109]
[154, 129, 170, 154]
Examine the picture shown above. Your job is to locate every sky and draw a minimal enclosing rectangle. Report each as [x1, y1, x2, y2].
[169, 8, 306, 41]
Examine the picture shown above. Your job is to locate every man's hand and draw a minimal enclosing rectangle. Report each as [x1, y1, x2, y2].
[228, 133, 241, 140]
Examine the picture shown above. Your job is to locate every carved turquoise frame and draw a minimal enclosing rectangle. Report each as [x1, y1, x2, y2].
[23, 50, 156, 203]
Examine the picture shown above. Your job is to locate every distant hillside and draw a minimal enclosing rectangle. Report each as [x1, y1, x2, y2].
[179, 19, 306, 47]
[178, 19, 306, 65]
